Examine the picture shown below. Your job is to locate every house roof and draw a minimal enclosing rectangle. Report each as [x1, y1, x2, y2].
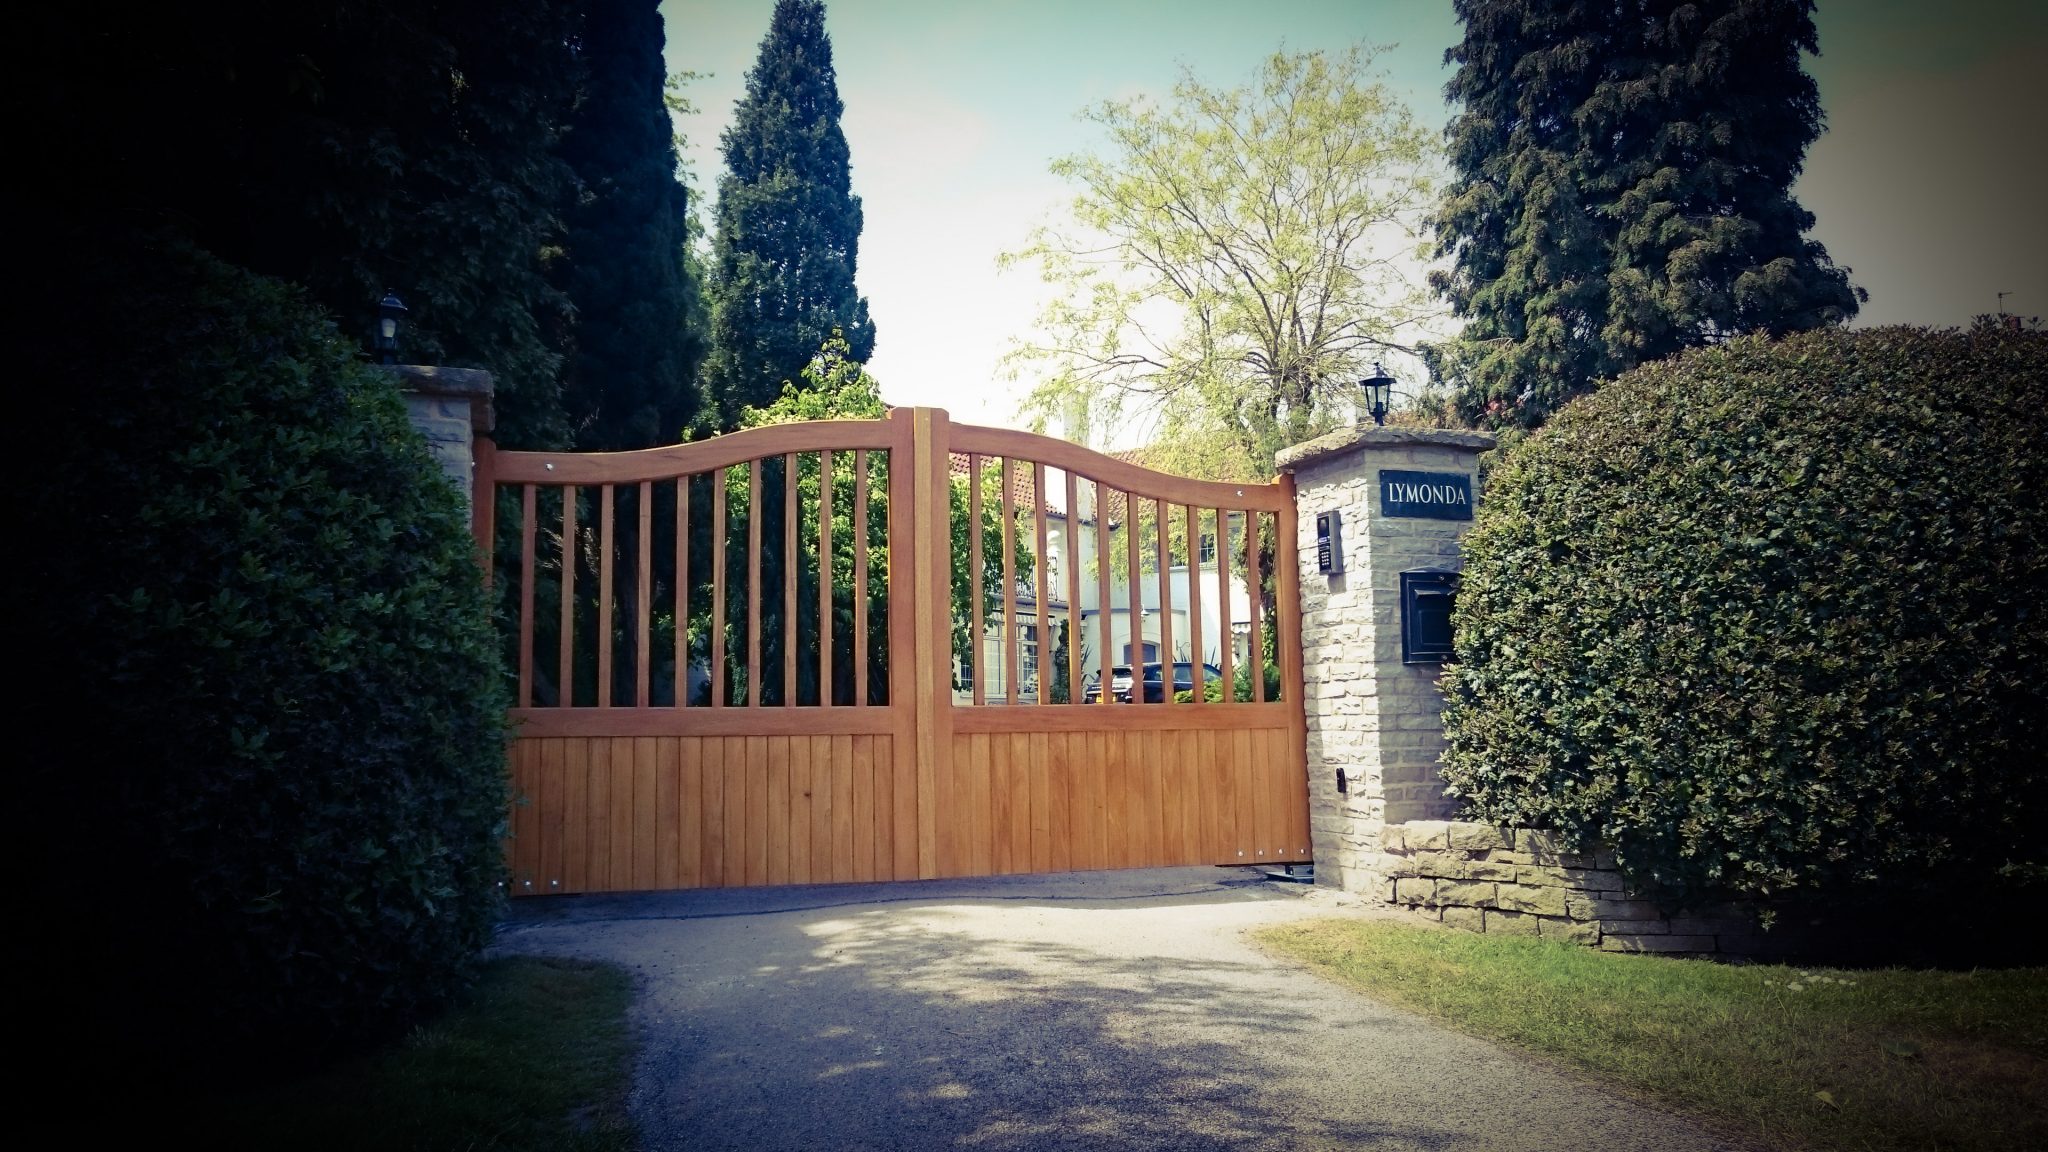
[947, 449, 1145, 526]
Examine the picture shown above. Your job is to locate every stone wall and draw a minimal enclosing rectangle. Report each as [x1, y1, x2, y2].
[386, 364, 495, 507]
[1370, 820, 1797, 958]
[1275, 426, 1493, 895]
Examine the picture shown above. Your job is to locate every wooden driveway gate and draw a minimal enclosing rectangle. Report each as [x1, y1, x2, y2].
[476, 408, 1309, 895]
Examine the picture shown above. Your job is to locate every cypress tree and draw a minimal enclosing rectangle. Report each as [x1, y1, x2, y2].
[1428, 0, 1864, 431]
[559, 0, 707, 451]
[703, 0, 876, 430]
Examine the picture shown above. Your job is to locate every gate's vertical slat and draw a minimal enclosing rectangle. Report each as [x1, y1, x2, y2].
[559, 486, 577, 707]
[676, 477, 689, 708]
[853, 450, 870, 706]
[1034, 464, 1051, 706]
[885, 409, 919, 879]
[783, 453, 798, 707]
[914, 408, 953, 876]
[969, 454, 984, 706]
[747, 459, 762, 707]
[1245, 510, 1263, 703]
[638, 480, 652, 708]
[1095, 483, 1112, 702]
[818, 449, 833, 707]
[1125, 489, 1143, 694]
[1184, 504, 1203, 701]
[711, 470, 728, 707]
[1155, 497, 1173, 704]
[1002, 458, 1018, 705]
[599, 485, 614, 708]
[1065, 470, 1081, 704]
[519, 485, 535, 708]
[1215, 508, 1233, 701]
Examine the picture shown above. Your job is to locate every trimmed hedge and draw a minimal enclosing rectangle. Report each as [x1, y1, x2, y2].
[24, 237, 508, 1067]
[1440, 326, 2047, 903]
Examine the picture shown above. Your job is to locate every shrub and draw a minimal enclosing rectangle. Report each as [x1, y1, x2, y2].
[1175, 664, 1283, 703]
[23, 236, 509, 1068]
[1440, 326, 2047, 904]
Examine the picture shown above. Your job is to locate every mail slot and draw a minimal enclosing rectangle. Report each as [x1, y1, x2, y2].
[1399, 568, 1459, 664]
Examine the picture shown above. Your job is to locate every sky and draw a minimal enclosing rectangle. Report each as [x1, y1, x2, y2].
[659, 0, 2048, 430]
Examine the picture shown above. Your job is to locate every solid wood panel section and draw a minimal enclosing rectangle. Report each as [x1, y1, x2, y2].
[495, 420, 897, 485]
[747, 460, 761, 707]
[519, 485, 535, 707]
[807, 731, 831, 883]
[1236, 728, 1260, 863]
[511, 707, 893, 738]
[831, 734, 854, 883]
[638, 481, 652, 706]
[854, 450, 870, 706]
[1001, 458, 1018, 706]
[1030, 732, 1052, 872]
[990, 730, 1012, 873]
[744, 736, 768, 885]
[969, 732, 994, 876]
[563, 738, 589, 893]
[633, 736, 659, 890]
[1047, 732, 1073, 873]
[1086, 731, 1110, 871]
[873, 734, 897, 880]
[790, 733, 814, 884]
[676, 477, 689, 709]
[783, 453, 798, 707]
[559, 486, 577, 707]
[766, 736, 790, 886]
[599, 485, 615, 708]
[969, 453, 984, 706]
[818, 449, 834, 707]
[701, 737, 726, 886]
[712, 470, 727, 704]
[1008, 733, 1031, 873]
[679, 738, 703, 888]
[1160, 731, 1186, 863]
[1185, 506, 1203, 698]
[509, 741, 536, 891]
[1034, 464, 1051, 705]
[852, 735, 877, 881]
[1104, 730, 1129, 869]
[611, 738, 637, 888]
[948, 423, 1290, 512]
[722, 737, 747, 886]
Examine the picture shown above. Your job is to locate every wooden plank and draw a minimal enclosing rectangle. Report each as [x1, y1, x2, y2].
[1130, 731, 1156, 866]
[1064, 470, 1081, 705]
[613, 737, 640, 888]
[599, 485, 615, 708]
[1216, 509, 1234, 702]
[494, 420, 897, 485]
[1245, 510, 1263, 703]
[1035, 464, 1051, 706]
[852, 734, 877, 881]
[701, 736, 726, 886]
[783, 453, 798, 707]
[539, 738, 565, 894]
[679, 738, 703, 888]
[510, 707, 894, 738]
[676, 477, 690, 708]
[969, 732, 994, 876]
[638, 481, 652, 707]
[559, 485, 577, 708]
[1047, 732, 1073, 873]
[818, 449, 834, 708]
[789, 731, 813, 883]
[519, 485, 536, 708]
[969, 453, 984, 706]
[1029, 732, 1051, 872]
[745, 735, 769, 886]
[633, 736, 659, 890]
[723, 736, 747, 886]
[831, 733, 854, 882]
[766, 735, 790, 885]
[885, 411, 919, 880]
[915, 408, 951, 877]
[1002, 458, 1018, 706]
[562, 737, 589, 894]
[809, 730, 832, 883]
[1159, 730, 1184, 863]
[1155, 498, 1173, 704]
[989, 725, 1011, 872]
[946, 422, 1291, 512]
[747, 459, 761, 708]
[1010, 733, 1032, 873]
[1184, 505, 1204, 700]
[872, 734, 895, 879]
[1103, 729, 1128, 869]
[854, 450, 869, 706]
[507, 741, 535, 892]
[711, 470, 727, 706]
[1235, 727, 1258, 863]
[1090, 730, 1112, 871]
[934, 721, 959, 875]
[1182, 729, 1204, 863]
[1095, 483, 1113, 705]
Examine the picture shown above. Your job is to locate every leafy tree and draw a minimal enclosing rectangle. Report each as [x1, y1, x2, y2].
[23, 1, 583, 448]
[1428, 0, 1864, 433]
[1004, 46, 1439, 482]
[558, 0, 708, 451]
[703, 0, 876, 430]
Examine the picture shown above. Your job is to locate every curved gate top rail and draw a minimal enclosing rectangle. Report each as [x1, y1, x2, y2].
[474, 407, 1309, 893]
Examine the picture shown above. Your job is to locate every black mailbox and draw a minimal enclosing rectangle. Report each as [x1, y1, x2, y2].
[1315, 509, 1344, 574]
[1399, 568, 1459, 664]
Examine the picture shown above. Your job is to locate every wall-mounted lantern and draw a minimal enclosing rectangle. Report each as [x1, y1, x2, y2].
[1359, 362, 1395, 426]
[375, 292, 409, 365]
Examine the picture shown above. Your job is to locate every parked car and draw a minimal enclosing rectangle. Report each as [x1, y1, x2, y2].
[1082, 662, 1226, 703]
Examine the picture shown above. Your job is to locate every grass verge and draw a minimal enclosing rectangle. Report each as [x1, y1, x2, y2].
[1259, 918, 2045, 1152]
[175, 956, 636, 1151]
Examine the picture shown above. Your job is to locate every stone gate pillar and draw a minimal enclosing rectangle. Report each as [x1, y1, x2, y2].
[386, 364, 495, 511]
[1276, 426, 1494, 895]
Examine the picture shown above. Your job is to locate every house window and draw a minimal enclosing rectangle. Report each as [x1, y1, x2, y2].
[1198, 533, 1217, 563]
[1018, 612, 1038, 689]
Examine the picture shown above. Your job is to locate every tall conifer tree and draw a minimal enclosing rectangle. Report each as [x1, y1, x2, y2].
[559, 0, 707, 450]
[1428, 0, 1863, 431]
[703, 0, 875, 430]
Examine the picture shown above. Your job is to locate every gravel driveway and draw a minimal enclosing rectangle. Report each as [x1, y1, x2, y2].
[494, 867, 1740, 1151]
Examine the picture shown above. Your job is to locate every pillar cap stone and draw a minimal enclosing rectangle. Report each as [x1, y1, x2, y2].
[381, 364, 495, 433]
[1276, 425, 1495, 473]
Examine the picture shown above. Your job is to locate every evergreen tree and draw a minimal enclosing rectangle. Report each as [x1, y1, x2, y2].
[559, 0, 707, 451]
[1428, 0, 1864, 432]
[703, 0, 875, 430]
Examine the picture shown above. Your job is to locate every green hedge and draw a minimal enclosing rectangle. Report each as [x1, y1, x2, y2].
[24, 237, 509, 1067]
[1440, 326, 2047, 903]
